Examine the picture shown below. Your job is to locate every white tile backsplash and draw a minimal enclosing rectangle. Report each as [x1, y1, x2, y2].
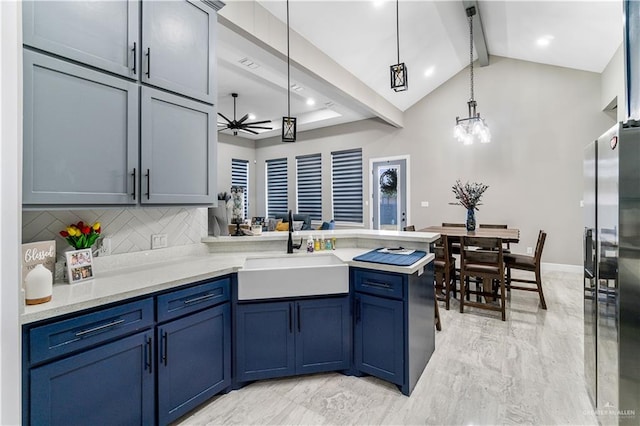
[22, 207, 208, 262]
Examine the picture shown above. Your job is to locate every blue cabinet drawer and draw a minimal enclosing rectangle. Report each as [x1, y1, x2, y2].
[29, 298, 154, 365]
[353, 269, 404, 300]
[156, 276, 230, 323]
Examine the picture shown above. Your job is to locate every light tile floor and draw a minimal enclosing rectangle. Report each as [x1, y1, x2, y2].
[176, 271, 597, 425]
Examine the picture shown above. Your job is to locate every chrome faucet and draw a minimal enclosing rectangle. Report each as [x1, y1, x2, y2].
[287, 210, 302, 253]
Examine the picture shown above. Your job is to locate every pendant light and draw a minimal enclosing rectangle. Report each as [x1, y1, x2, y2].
[282, 0, 297, 143]
[389, 0, 408, 91]
[454, 6, 490, 144]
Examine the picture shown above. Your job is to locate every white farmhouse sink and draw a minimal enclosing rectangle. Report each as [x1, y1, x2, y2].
[237, 253, 349, 300]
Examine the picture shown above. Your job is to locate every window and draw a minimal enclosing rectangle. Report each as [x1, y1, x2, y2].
[331, 149, 363, 223]
[296, 154, 322, 221]
[266, 158, 288, 217]
[231, 159, 249, 219]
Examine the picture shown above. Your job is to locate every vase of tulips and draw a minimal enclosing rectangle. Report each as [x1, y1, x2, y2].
[59, 221, 102, 250]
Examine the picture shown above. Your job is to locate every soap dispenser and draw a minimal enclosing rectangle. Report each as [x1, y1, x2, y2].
[307, 235, 314, 252]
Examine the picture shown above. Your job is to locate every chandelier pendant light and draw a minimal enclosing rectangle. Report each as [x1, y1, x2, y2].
[454, 6, 491, 144]
[282, 0, 297, 143]
[217, 93, 272, 136]
[390, 0, 408, 91]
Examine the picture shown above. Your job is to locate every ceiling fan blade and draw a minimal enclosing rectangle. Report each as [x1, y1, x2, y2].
[245, 126, 273, 130]
[239, 128, 259, 135]
[236, 114, 249, 124]
[245, 120, 272, 125]
[217, 112, 233, 124]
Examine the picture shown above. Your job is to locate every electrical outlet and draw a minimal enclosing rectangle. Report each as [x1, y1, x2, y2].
[95, 237, 112, 256]
[526, 247, 533, 255]
[151, 234, 168, 249]
[420, 201, 429, 207]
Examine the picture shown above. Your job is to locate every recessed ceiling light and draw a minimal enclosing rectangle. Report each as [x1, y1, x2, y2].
[536, 35, 554, 47]
[373, 0, 385, 9]
[424, 66, 435, 77]
[248, 113, 256, 120]
[306, 98, 315, 106]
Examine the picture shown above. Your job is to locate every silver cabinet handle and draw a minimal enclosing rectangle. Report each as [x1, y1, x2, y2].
[183, 293, 216, 305]
[364, 280, 392, 289]
[75, 319, 125, 337]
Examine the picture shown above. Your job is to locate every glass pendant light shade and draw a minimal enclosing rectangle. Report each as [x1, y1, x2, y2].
[453, 6, 491, 145]
[282, 116, 297, 143]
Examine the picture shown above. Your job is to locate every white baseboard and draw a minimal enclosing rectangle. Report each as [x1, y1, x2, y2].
[541, 262, 582, 274]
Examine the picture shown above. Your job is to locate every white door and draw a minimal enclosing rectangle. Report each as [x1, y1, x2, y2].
[372, 159, 407, 231]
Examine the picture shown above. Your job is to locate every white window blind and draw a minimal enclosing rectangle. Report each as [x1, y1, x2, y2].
[296, 154, 322, 221]
[331, 149, 363, 223]
[231, 158, 249, 219]
[266, 158, 288, 217]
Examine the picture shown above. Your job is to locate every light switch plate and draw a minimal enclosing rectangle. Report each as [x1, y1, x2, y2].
[151, 234, 168, 249]
[420, 201, 429, 207]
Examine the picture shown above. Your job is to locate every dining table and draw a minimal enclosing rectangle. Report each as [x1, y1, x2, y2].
[419, 226, 520, 243]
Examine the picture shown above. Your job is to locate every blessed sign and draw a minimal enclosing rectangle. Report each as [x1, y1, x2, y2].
[22, 240, 56, 286]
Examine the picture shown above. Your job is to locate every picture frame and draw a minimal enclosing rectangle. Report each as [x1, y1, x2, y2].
[65, 249, 94, 284]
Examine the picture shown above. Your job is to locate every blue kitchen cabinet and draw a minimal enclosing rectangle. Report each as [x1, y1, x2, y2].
[354, 292, 404, 385]
[235, 301, 296, 382]
[30, 330, 155, 426]
[157, 303, 231, 425]
[351, 266, 435, 396]
[235, 297, 351, 384]
[295, 297, 351, 374]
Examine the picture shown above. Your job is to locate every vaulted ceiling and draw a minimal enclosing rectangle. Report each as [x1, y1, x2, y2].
[216, 0, 623, 140]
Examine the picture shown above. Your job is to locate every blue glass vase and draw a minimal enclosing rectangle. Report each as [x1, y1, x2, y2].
[466, 208, 476, 231]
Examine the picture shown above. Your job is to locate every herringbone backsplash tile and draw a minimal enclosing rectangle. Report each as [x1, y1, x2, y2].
[23, 208, 208, 261]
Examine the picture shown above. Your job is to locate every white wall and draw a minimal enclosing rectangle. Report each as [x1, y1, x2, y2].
[601, 44, 626, 122]
[0, 1, 22, 423]
[248, 56, 614, 266]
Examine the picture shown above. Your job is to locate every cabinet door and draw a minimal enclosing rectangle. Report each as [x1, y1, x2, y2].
[296, 298, 351, 374]
[23, 0, 139, 79]
[140, 86, 216, 205]
[141, 0, 216, 104]
[23, 50, 139, 206]
[235, 301, 295, 382]
[354, 293, 404, 386]
[157, 304, 230, 425]
[30, 331, 154, 426]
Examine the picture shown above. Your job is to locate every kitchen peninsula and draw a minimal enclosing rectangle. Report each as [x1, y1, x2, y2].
[22, 230, 438, 425]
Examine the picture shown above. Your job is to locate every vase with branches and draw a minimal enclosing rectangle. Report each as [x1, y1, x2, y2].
[449, 180, 489, 231]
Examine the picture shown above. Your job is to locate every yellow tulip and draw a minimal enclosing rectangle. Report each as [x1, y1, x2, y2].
[93, 222, 101, 231]
[66, 226, 76, 236]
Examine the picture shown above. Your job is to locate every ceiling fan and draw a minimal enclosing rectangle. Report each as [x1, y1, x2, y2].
[217, 93, 272, 135]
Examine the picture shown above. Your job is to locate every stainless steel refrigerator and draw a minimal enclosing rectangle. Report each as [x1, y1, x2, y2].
[584, 120, 640, 425]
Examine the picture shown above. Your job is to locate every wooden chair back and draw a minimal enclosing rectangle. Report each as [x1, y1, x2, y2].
[534, 230, 547, 263]
[479, 224, 507, 229]
[461, 237, 504, 271]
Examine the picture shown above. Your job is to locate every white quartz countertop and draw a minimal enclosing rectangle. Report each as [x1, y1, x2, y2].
[22, 230, 438, 325]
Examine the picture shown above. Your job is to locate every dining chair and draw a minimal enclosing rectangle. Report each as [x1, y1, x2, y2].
[434, 235, 456, 310]
[405, 225, 442, 329]
[459, 236, 507, 321]
[479, 224, 511, 251]
[505, 230, 547, 310]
